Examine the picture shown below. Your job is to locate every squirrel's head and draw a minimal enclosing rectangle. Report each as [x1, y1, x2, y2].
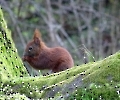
[22, 29, 44, 61]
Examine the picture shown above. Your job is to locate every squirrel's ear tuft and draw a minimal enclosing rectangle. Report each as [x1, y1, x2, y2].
[33, 28, 41, 39]
[33, 29, 41, 45]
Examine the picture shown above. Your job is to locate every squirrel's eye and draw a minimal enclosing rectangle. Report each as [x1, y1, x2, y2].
[29, 47, 32, 51]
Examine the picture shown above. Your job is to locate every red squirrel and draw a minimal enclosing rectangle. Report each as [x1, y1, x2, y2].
[22, 29, 74, 73]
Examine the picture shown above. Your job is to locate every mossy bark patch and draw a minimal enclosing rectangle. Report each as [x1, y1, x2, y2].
[0, 7, 28, 84]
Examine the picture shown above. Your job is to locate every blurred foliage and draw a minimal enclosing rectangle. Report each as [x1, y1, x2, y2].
[1, 0, 120, 72]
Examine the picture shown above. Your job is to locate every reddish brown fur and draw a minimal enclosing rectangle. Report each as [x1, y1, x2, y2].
[22, 29, 74, 73]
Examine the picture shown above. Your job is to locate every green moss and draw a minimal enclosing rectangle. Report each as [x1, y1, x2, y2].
[68, 83, 120, 100]
[0, 93, 29, 99]
[0, 6, 120, 99]
[83, 53, 120, 84]
[0, 7, 29, 84]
